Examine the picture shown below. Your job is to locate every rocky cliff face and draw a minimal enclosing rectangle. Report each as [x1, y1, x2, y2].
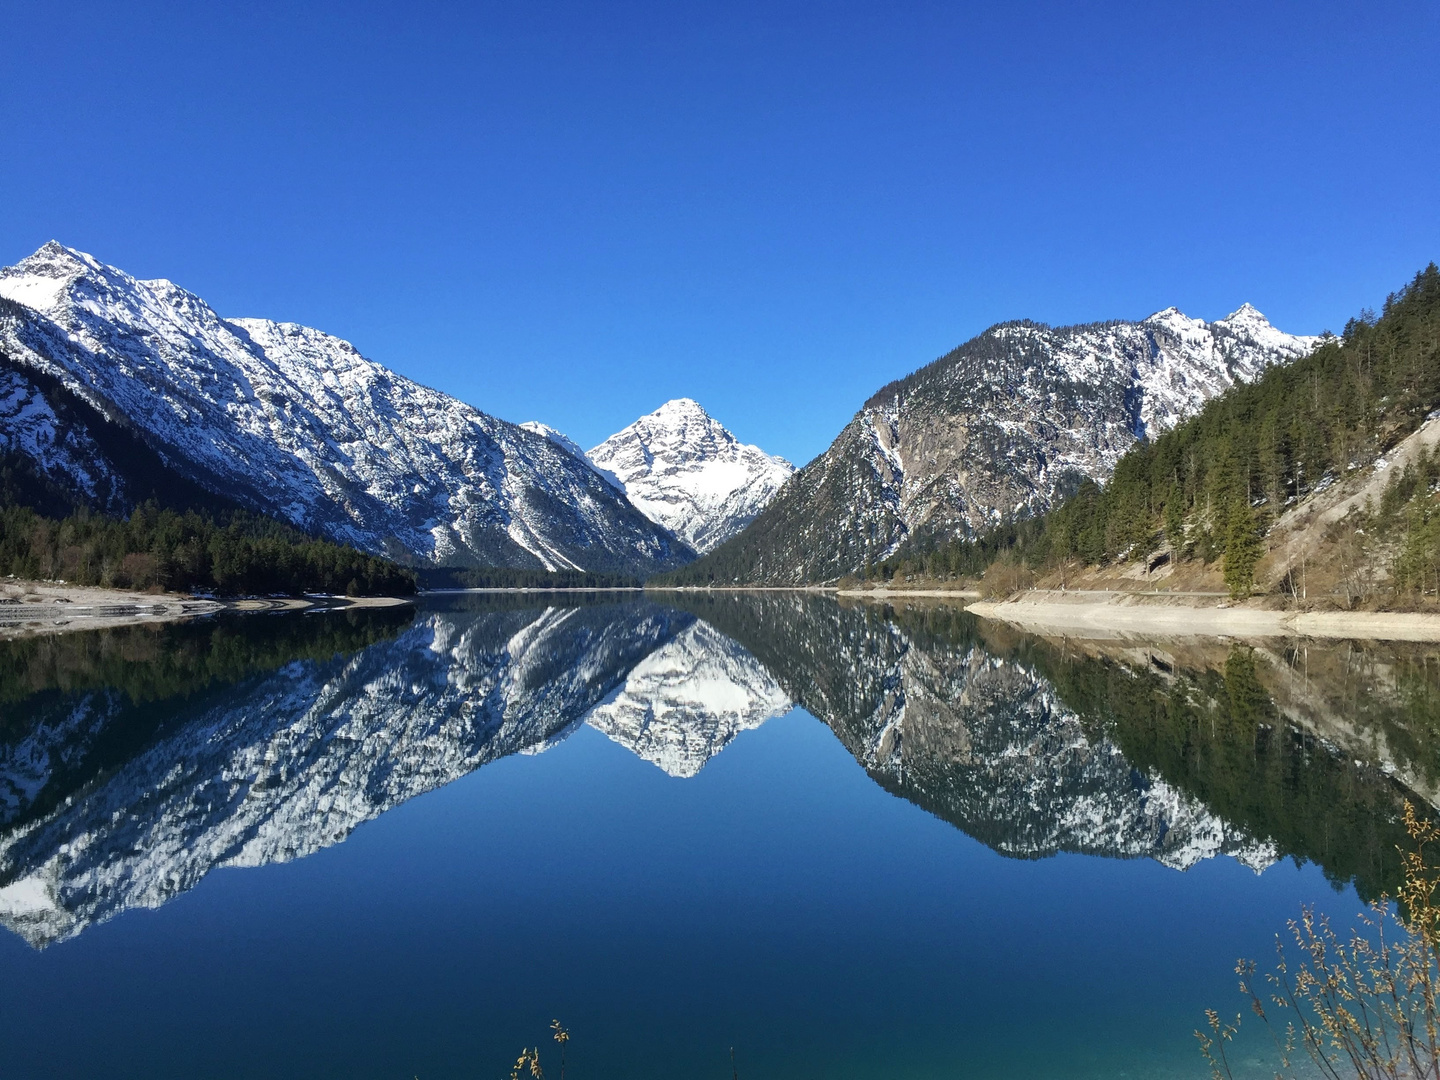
[675, 308, 1322, 583]
[0, 243, 691, 575]
[586, 398, 794, 553]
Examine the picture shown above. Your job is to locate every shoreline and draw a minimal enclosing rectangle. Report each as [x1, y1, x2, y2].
[0, 580, 411, 639]
[966, 593, 1440, 642]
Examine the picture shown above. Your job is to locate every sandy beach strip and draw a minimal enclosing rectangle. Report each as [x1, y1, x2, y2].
[966, 596, 1440, 642]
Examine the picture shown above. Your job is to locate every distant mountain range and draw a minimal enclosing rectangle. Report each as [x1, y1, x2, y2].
[0, 242, 1322, 582]
[662, 308, 1322, 583]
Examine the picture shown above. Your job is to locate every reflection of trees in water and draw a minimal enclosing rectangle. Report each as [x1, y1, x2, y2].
[1025, 636, 1416, 900]
[677, 595, 1432, 899]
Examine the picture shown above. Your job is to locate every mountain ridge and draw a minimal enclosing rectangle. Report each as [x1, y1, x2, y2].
[658, 305, 1321, 584]
[0, 243, 691, 576]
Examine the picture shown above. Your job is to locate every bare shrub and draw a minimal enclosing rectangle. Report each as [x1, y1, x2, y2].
[1200, 803, 1440, 1079]
[980, 559, 1035, 599]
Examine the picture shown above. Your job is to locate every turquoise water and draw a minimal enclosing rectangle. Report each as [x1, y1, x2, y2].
[0, 594, 1422, 1078]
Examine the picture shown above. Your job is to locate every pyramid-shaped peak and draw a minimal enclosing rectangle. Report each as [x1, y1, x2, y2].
[651, 397, 712, 420]
[0, 242, 102, 312]
[1221, 302, 1270, 324]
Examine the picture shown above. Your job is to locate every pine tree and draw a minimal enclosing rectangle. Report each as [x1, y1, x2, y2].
[1223, 500, 1262, 598]
[1163, 482, 1186, 552]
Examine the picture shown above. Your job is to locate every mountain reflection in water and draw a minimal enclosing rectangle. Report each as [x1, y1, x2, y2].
[0, 592, 1432, 948]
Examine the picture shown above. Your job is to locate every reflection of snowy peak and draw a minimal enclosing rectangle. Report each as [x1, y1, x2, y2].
[0, 604, 685, 947]
[0, 243, 689, 574]
[0, 595, 1300, 950]
[587, 398, 794, 553]
[585, 621, 791, 776]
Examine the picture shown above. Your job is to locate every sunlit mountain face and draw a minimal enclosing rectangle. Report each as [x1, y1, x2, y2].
[0, 594, 1428, 947]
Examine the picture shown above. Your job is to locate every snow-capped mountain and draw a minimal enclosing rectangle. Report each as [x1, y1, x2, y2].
[584, 619, 791, 776]
[586, 398, 794, 553]
[0, 243, 692, 575]
[676, 308, 1323, 582]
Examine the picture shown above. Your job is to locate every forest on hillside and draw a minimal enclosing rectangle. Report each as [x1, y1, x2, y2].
[868, 263, 1440, 597]
[0, 502, 417, 597]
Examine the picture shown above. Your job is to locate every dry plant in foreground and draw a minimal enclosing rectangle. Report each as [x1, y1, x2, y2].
[509, 1020, 568, 1080]
[1199, 803, 1440, 1079]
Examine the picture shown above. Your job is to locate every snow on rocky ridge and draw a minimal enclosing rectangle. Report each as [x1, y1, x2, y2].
[586, 398, 795, 553]
[686, 303, 1324, 582]
[0, 242, 690, 575]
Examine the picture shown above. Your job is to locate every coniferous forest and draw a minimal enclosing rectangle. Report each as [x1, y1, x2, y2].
[0, 502, 417, 597]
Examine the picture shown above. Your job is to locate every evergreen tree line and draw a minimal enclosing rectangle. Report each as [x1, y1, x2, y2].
[868, 263, 1440, 595]
[0, 502, 418, 597]
[851, 518, 1048, 585]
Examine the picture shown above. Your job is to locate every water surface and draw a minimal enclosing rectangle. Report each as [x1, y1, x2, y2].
[2, 593, 1434, 1078]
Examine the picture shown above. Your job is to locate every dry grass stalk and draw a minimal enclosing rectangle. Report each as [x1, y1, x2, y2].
[1199, 803, 1440, 1079]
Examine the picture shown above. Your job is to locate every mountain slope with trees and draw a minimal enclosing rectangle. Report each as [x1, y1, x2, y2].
[871, 263, 1440, 603]
[653, 305, 1318, 585]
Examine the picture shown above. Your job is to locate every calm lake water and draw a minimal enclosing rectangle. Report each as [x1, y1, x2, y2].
[2, 593, 1434, 1079]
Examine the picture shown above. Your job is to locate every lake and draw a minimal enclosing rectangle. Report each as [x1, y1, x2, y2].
[1, 592, 1431, 1079]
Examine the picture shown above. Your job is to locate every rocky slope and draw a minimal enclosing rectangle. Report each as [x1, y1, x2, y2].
[586, 398, 794, 553]
[668, 308, 1321, 583]
[0, 243, 691, 575]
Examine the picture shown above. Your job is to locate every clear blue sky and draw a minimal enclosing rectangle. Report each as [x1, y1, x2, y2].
[2, 1, 1436, 466]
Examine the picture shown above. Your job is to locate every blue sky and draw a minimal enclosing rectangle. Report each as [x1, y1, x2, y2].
[1, 1, 1436, 466]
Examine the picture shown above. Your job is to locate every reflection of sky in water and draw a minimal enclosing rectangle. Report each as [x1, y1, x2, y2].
[0, 597, 1413, 1078]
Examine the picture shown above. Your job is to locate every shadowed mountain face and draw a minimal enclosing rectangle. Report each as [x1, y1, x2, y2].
[1, 595, 1428, 947]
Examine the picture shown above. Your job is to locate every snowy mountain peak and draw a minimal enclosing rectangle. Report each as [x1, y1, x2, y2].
[607, 398, 742, 465]
[520, 420, 587, 459]
[0, 242, 94, 313]
[1224, 301, 1265, 322]
[588, 399, 794, 553]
